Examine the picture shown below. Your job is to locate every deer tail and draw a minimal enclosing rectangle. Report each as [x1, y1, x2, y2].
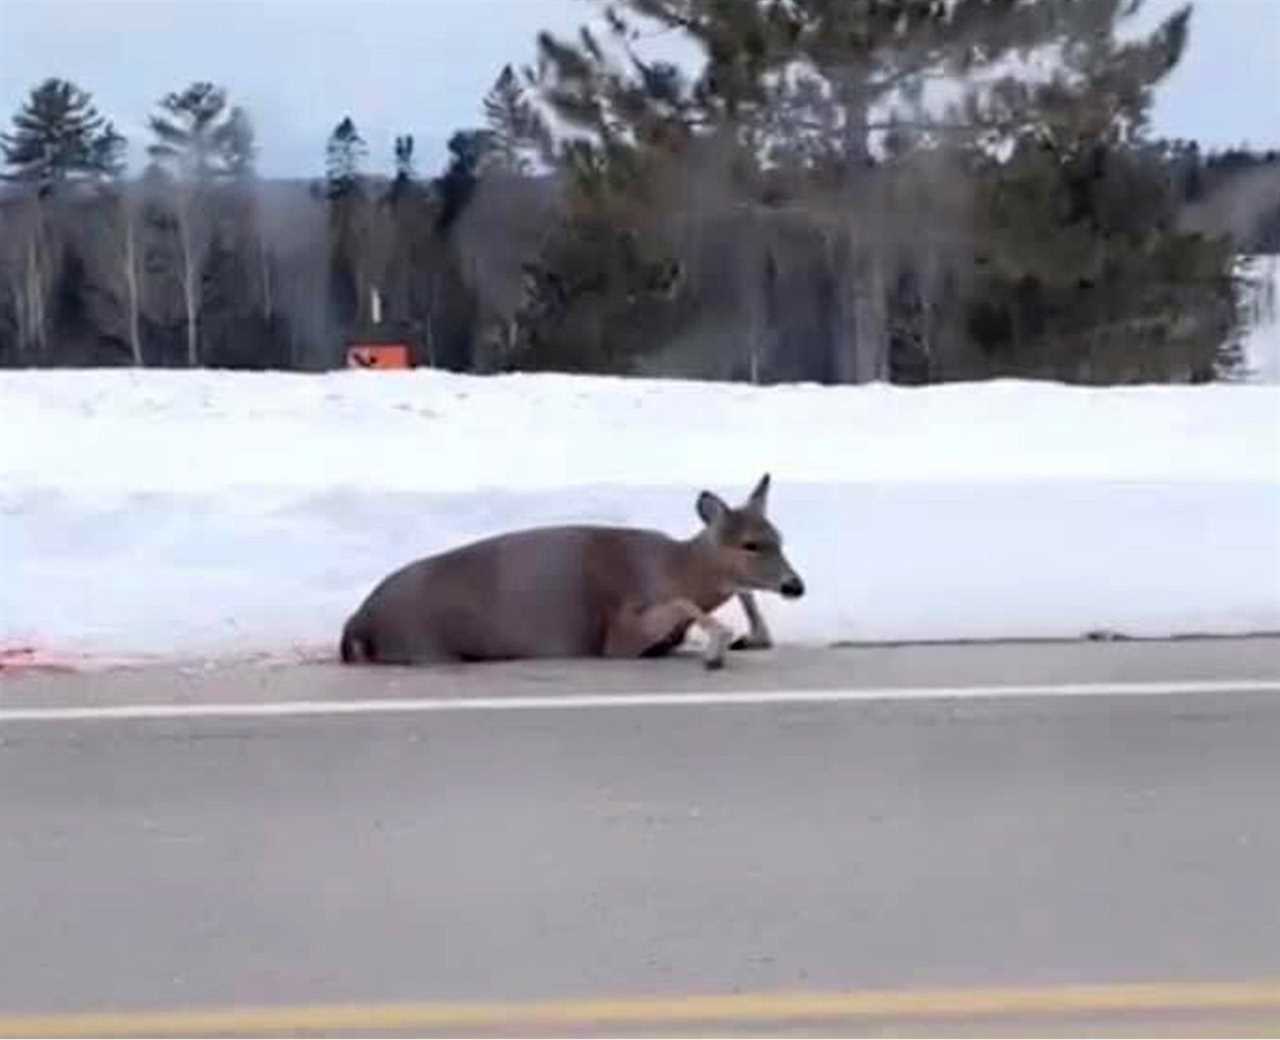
[339, 616, 372, 664]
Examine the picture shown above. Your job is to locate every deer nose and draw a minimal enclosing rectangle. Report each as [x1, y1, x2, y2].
[780, 576, 805, 599]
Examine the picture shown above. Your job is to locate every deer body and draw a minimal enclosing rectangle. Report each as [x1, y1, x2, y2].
[340, 475, 803, 669]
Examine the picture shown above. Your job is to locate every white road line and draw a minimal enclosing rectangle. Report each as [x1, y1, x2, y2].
[1, 679, 1279, 724]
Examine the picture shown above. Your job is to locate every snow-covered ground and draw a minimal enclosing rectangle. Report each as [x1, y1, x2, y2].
[3, 369, 1278, 664]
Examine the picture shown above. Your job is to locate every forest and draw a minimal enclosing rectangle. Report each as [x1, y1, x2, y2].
[2, 0, 1277, 384]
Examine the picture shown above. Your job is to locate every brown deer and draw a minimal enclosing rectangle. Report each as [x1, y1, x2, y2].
[340, 474, 804, 669]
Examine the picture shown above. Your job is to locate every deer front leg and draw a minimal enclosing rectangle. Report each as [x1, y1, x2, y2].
[605, 598, 734, 670]
[730, 591, 773, 651]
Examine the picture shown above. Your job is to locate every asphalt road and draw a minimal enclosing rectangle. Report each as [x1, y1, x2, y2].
[2, 637, 1280, 1036]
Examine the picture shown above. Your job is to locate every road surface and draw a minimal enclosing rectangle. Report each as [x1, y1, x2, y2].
[2, 637, 1280, 1036]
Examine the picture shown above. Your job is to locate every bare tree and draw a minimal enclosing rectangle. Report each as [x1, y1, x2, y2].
[164, 174, 214, 366]
[0, 195, 55, 361]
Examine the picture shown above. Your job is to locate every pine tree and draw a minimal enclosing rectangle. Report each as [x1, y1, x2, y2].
[394, 135, 415, 182]
[1, 78, 125, 194]
[434, 129, 497, 232]
[382, 132, 434, 357]
[146, 82, 254, 366]
[0, 80, 124, 363]
[482, 64, 548, 175]
[147, 82, 253, 178]
[952, 5, 1230, 383]
[324, 118, 377, 336]
[529, 0, 1206, 384]
[325, 117, 367, 199]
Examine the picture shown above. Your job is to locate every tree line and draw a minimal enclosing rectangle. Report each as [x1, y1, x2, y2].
[2, 0, 1277, 383]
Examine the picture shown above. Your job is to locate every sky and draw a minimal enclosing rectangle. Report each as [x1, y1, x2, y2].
[1, 0, 1277, 180]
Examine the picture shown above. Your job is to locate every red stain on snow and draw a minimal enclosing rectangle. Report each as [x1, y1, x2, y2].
[0, 647, 154, 675]
[1, 644, 330, 676]
[0, 646, 79, 673]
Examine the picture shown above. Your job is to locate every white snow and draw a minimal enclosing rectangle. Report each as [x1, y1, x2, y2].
[3, 369, 1278, 664]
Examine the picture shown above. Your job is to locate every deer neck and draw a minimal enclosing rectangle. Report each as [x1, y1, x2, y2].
[676, 533, 737, 612]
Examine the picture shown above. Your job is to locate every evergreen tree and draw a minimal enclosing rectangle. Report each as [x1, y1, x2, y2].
[528, 0, 1214, 383]
[382, 132, 437, 361]
[958, 5, 1227, 382]
[482, 64, 548, 174]
[1, 79, 125, 194]
[147, 82, 253, 178]
[146, 82, 254, 365]
[393, 134, 416, 184]
[433, 129, 497, 232]
[324, 118, 379, 337]
[325, 117, 367, 199]
[0, 79, 124, 364]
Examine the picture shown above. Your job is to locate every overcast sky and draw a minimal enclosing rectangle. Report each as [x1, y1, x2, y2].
[1, 0, 1276, 179]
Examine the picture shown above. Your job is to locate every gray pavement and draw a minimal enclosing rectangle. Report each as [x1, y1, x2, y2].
[4, 633, 1279, 709]
[1, 637, 1279, 1035]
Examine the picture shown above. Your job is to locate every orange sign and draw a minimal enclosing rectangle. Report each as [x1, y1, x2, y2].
[347, 344, 411, 369]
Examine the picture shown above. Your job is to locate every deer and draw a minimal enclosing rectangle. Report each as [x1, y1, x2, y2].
[339, 474, 804, 670]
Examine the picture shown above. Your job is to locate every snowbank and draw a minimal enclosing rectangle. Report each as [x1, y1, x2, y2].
[3, 369, 1275, 495]
[3, 370, 1278, 661]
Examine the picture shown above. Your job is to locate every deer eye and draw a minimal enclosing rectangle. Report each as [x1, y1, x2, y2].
[741, 541, 763, 553]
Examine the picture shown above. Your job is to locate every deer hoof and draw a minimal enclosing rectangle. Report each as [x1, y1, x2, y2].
[730, 636, 772, 651]
[703, 630, 731, 669]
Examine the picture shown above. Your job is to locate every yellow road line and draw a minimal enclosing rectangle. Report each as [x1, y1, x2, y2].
[5, 980, 1280, 1037]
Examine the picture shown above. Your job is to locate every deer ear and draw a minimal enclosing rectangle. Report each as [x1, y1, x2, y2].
[696, 490, 729, 527]
[746, 472, 771, 514]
